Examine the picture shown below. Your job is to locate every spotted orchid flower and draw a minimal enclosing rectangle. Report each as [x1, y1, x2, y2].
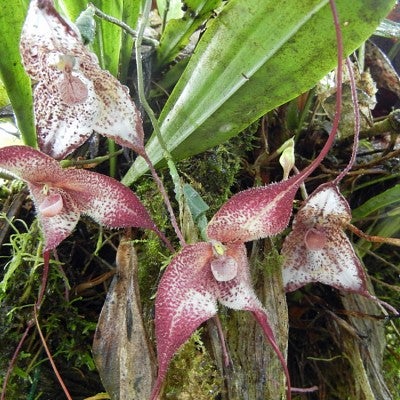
[149, 174, 316, 400]
[20, 0, 144, 159]
[281, 182, 400, 316]
[282, 183, 372, 295]
[0, 146, 159, 251]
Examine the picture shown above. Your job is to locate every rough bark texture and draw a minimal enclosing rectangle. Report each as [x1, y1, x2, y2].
[210, 240, 289, 400]
[341, 293, 392, 400]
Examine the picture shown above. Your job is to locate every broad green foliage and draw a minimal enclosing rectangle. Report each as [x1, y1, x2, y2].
[122, 0, 395, 185]
[0, 0, 36, 148]
[352, 184, 400, 221]
[155, 0, 223, 68]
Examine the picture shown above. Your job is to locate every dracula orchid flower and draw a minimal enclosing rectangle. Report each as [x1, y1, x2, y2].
[281, 182, 398, 315]
[20, 0, 144, 159]
[151, 166, 338, 399]
[281, 58, 398, 314]
[281, 183, 367, 293]
[152, 242, 291, 400]
[0, 146, 163, 251]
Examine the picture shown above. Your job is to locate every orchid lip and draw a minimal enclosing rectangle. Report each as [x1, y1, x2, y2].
[38, 192, 64, 217]
[304, 227, 327, 251]
[210, 255, 238, 282]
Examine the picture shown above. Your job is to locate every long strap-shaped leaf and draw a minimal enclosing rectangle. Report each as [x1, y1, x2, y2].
[0, 0, 36, 148]
[123, 0, 394, 185]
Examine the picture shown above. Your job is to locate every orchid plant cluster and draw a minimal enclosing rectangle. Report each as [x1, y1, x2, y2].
[0, 1, 397, 400]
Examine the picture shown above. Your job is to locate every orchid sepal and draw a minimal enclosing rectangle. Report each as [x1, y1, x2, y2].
[0, 146, 158, 251]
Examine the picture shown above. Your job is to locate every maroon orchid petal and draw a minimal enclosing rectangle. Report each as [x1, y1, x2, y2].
[207, 174, 304, 243]
[282, 183, 368, 294]
[61, 168, 157, 231]
[20, 0, 144, 159]
[0, 145, 63, 183]
[217, 243, 291, 399]
[152, 242, 219, 400]
[0, 146, 159, 250]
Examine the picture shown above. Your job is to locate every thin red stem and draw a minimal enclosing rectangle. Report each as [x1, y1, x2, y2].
[141, 152, 185, 248]
[0, 322, 34, 400]
[36, 250, 50, 307]
[284, 0, 343, 193]
[33, 305, 73, 400]
[334, 57, 360, 184]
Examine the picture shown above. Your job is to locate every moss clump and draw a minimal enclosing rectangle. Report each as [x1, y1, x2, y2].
[165, 329, 222, 399]
[178, 124, 259, 216]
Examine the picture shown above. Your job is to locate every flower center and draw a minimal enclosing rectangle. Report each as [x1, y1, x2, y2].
[49, 53, 89, 105]
[210, 241, 238, 281]
[39, 192, 64, 217]
[210, 255, 238, 282]
[304, 227, 327, 251]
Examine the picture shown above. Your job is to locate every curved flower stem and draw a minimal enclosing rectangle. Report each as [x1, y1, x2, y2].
[135, 0, 186, 248]
[36, 250, 50, 308]
[33, 305, 73, 400]
[333, 57, 360, 184]
[286, 0, 344, 189]
[301, 0, 344, 179]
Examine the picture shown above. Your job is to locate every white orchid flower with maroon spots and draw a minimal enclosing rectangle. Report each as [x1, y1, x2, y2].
[281, 183, 399, 316]
[20, 0, 144, 159]
[0, 146, 159, 251]
[281, 183, 371, 294]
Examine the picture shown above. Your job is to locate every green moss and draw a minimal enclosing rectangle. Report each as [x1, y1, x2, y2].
[165, 329, 222, 399]
[0, 213, 103, 399]
[383, 323, 400, 395]
[178, 123, 258, 216]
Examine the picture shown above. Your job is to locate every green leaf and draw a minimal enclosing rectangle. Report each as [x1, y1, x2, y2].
[92, 0, 123, 76]
[156, 0, 184, 22]
[119, 0, 141, 83]
[183, 183, 209, 239]
[156, 0, 222, 68]
[0, 78, 10, 108]
[0, 0, 36, 148]
[183, 183, 209, 220]
[122, 0, 395, 185]
[352, 184, 400, 221]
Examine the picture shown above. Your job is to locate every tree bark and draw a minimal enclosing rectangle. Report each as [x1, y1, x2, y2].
[210, 240, 289, 400]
